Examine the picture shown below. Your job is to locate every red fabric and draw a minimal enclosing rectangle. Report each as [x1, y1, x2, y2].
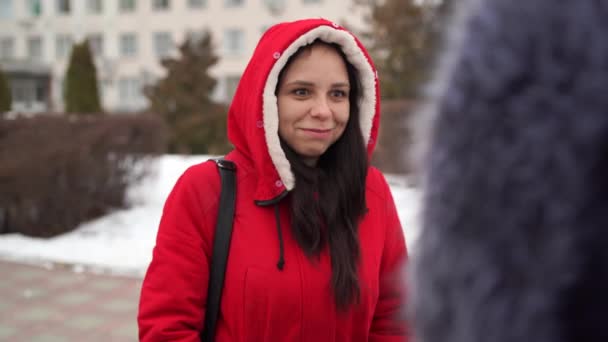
[138, 18, 408, 341]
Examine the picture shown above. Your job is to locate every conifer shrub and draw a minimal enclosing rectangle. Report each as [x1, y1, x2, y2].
[64, 40, 102, 114]
[0, 68, 11, 114]
[145, 31, 231, 154]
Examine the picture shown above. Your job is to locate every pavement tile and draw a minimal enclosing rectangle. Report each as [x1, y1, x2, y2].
[112, 322, 139, 340]
[0, 278, 13, 289]
[18, 286, 49, 300]
[0, 299, 13, 311]
[64, 315, 106, 330]
[0, 324, 17, 338]
[47, 274, 86, 288]
[90, 279, 123, 292]
[0, 280, 22, 297]
[13, 268, 43, 281]
[101, 299, 137, 314]
[16, 307, 57, 322]
[29, 333, 71, 342]
[0, 260, 141, 342]
[55, 292, 94, 306]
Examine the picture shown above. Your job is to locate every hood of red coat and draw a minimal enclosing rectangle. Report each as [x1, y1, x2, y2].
[227, 18, 380, 202]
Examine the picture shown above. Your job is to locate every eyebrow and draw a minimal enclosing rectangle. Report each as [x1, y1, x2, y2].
[285, 80, 350, 88]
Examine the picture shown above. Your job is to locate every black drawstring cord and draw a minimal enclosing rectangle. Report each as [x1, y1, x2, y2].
[274, 204, 285, 271]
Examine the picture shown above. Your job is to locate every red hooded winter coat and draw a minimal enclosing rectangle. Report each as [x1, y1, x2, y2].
[138, 18, 408, 341]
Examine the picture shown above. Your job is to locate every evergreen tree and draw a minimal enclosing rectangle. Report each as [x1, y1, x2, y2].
[0, 68, 11, 114]
[360, 0, 451, 99]
[64, 39, 102, 114]
[145, 31, 230, 154]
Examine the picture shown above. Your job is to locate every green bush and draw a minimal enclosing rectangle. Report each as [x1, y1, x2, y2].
[64, 39, 102, 114]
[0, 68, 11, 113]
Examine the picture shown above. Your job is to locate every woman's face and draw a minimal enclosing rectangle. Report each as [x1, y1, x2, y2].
[276, 44, 350, 166]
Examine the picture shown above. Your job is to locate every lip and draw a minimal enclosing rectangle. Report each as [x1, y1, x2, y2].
[300, 128, 333, 138]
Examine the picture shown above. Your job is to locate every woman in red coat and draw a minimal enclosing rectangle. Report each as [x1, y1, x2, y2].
[138, 18, 408, 341]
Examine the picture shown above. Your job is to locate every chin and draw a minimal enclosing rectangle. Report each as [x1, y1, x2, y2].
[300, 152, 324, 160]
[294, 143, 328, 156]
[297, 149, 326, 160]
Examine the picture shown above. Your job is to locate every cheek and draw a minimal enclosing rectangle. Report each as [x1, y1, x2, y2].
[337, 104, 350, 126]
[333, 105, 350, 139]
[277, 99, 292, 134]
[277, 117, 295, 143]
[278, 100, 308, 128]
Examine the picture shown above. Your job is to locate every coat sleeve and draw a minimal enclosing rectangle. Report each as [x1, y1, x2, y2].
[370, 174, 410, 342]
[138, 162, 219, 342]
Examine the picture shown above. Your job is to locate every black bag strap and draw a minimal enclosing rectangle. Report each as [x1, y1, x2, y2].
[201, 158, 237, 342]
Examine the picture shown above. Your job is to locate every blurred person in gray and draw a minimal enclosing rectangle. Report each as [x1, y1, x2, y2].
[411, 0, 608, 342]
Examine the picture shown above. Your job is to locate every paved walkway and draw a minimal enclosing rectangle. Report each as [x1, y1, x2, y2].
[0, 259, 142, 341]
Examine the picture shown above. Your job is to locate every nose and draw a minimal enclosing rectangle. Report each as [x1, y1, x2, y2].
[310, 96, 331, 119]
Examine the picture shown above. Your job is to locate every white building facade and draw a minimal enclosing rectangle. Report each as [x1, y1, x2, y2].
[0, 0, 369, 113]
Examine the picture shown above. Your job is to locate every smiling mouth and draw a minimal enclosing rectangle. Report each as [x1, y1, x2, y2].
[302, 128, 332, 133]
[300, 128, 333, 138]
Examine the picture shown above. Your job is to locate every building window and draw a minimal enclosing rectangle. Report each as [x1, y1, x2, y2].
[224, 0, 243, 7]
[263, 0, 285, 13]
[12, 80, 27, 104]
[153, 32, 173, 58]
[27, 36, 43, 61]
[13, 79, 46, 108]
[87, 0, 102, 14]
[0, 0, 13, 19]
[118, 77, 143, 109]
[28, 0, 42, 16]
[0, 37, 14, 59]
[223, 29, 244, 56]
[152, 0, 170, 10]
[119, 0, 136, 12]
[225, 75, 240, 101]
[88, 34, 103, 57]
[119, 33, 137, 57]
[185, 30, 205, 45]
[188, 0, 205, 8]
[35, 83, 46, 102]
[56, 0, 70, 14]
[56, 34, 73, 59]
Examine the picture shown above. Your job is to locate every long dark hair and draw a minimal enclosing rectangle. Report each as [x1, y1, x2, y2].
[276, 40, 369, 310]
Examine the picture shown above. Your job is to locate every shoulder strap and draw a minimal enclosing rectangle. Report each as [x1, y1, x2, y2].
[201, 158, 237, 342]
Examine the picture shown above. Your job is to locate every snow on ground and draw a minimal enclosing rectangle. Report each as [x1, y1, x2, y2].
[0, 155, 421, 277]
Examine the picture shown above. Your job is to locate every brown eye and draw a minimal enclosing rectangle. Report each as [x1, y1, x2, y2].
[293, 88, 309, 96]
[331, 89, 347, 98]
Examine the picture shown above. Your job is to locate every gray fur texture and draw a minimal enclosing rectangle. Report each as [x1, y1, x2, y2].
[411, 1, 608, 342]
